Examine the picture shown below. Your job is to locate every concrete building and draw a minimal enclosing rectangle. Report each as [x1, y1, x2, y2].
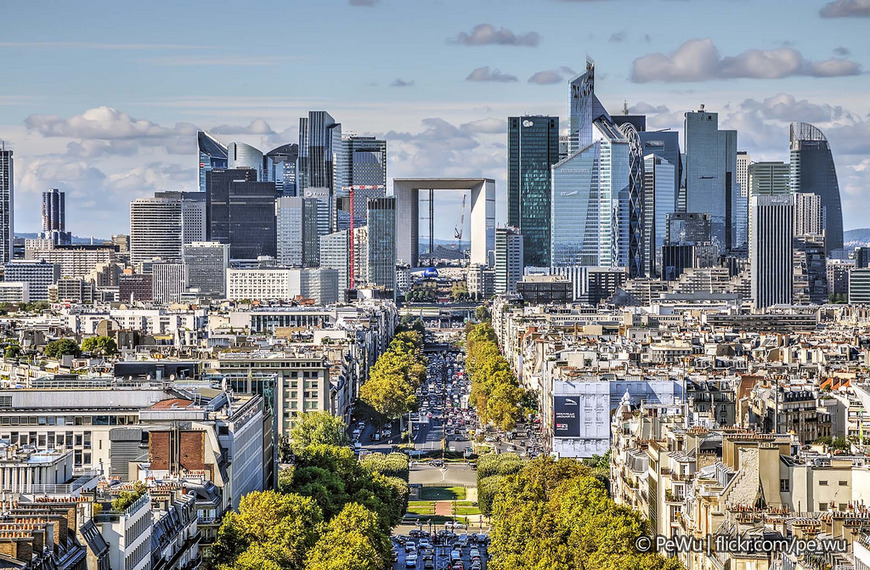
[152, 262, 185, 304]
[494, 227, 523, 294]
[750, 194, 794, 308]
[0, 145, 13, 263]
[130, 198, 184, 264]
[4, 259, 59, 300]
[26, 245, 116, 279]
[119, 273, 153, 303]
[794, 192, 825, 238]
[0, 281, 27, 303]
[154, 190, 208, 245]
[849, 269, 870, 304]
[226, 268, 339, 305]
[183, 241, 229, 298]
[319, 230, 350, 292]
[41, 188, 71, 245]
[467, 263, 495, 301]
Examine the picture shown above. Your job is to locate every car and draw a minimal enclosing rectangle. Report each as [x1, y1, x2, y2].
[418, 539, 431, 550]
[429, 459, 444, 467]
[405, 542, 417, 553]
[424, 557, 435, 569]
[469, 548, 481, 559]
[405, 553, 418, 568]
[450, 549, 462, 562]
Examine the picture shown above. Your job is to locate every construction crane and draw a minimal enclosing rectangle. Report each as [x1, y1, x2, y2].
[453, 193, 467, 251]
[341, 185, 386, 290]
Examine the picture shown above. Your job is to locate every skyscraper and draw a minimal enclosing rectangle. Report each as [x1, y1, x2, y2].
[567, 60, 611, 152]
[494, 227, 524, 294]
[508, 116, 559, 268]
[750, 194, 793, 308]
[339, 136, 387, 188]
[0, 143, 13, 263]
[366, 197, 396, 292]
[320, 230, 350, 292]
[298, 111, 341, 232]
[264, 143, 299, 196]
[153, 191, 207, 244]
[206, 169, 277, 260]
[790, 122, 843, 254]
[227, 142, 264, 181]
[643, 154, 676, 277]
[683, 108, 738, 252]
[41, 188, 71, 245]
[793, 192, 825, 237]
[551, 143, 601, 267]
[129, 198, 183, 264]
[736, 152, 751, 198]
[151, 262, 185, 304]
[748, 162, 790, 196]
[197, 131, 228, 193]
[619, 122, 645, 277]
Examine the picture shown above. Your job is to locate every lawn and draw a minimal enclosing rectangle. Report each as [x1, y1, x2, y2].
[419, 486, 468, 501]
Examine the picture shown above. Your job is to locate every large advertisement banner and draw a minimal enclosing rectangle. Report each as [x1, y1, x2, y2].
[553, 396, 580, 438]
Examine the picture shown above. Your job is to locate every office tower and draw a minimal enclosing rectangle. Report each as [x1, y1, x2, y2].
[0, 144, 12, 263]
[736, 152, 750, 197]
[129, 198, 183, 264]
[320, 230, 350, 292]
[619, 122, 645, 277]
[794, 193, 825, 238]
[366, 197, 396, 292]
[339, 136, 387, 188]
[226, 267, 338, 305]
[301, 187, 332, 239]
[183, 241, 229, 297]
[613, 113, 646, 132]
[683, 108, 738, 251]
[264, 143, 299, 196]
[466, 264, 495, 301]
[276, 196, 304, 267]
[507, 116, 560, 268]
[855, 247, 870, 269]
[206, 169, 277, 259]
[151, 262, 185, 304]
[227, 142, 264, 181]
[112, 234, 130, 253]
[198, 131, 228, 193]
[849, 269, 870, 304]
[790, 122, 843, 254]
[4, 260, 59, 301]
[41, 188, 71, 245]
[748, 162, 790, 196]
[666, 212, 713, 246]
[643, 154, 676, 277]
[827, 260, 852, 298]
[119, 273, 153, 302]
[298, 111, 341, 232]
[750, 194, 793, 308]
[154, 191, 207, 244]
[639, 131, 681, 209]
[793, 234, 827, 304]
[567, 60, 611, 152]
[551, 143, 601, 267]
[353, 226, 368, 288]
[494, 227, 523, 294]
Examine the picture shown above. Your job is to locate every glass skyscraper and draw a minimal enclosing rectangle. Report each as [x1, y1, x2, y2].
[790, 122, 843, 254]
[366, 197, 396, 293]
[227, 142, 264, 181]
[298, 111, 341, 232]
[568, 60, 611, 153]
[550, 142, 601, 267]
[264, 143, 299, 197]
[618, 122, 645, 277]
[643, 155, 676, 278]
[206, 168, 278, 259]
[197, 131, 228, 193]
[507, 115, 559, 268]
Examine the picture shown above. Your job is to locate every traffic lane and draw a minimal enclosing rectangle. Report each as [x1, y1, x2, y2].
[393, 541, 489, 570]
[409, 463, 477, 486]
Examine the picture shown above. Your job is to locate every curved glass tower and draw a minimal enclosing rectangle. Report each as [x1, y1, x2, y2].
[197, 131, 228, 193]
[227, 142, 264, 181]
[618, 122, 645, 278]
[790, 122, 843, 254]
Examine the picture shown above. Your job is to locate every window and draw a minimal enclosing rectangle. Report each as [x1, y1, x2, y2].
[780, 479, 790, 492]
[839, 481, 848, 486]
[819, 480, 828, 486]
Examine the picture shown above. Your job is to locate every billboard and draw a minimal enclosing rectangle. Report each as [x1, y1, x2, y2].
[553, 396, 580, 438]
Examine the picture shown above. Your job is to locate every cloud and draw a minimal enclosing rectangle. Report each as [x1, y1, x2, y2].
[391, 78, 414, 87]
[738, 93, 853, 124]
[465, 67, 518, 82]
[630, 102, 670, 114]
[527, 66, 576, 85]
[453, 24, 540, 47]
[834, 46, 851, 56]
[820, 0, 870, 17]
[0, 41, 206, 50]
[609, 31, 627, 43]
[209, 119, 276, 136]
[460, 118, 506, 134]
[25, 106, 175, 139]
[349, 0, 378, 5]
[631, 38, 862, 82]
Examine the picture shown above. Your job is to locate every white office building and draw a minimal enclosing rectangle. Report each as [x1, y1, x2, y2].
[750, 194, 794, 308]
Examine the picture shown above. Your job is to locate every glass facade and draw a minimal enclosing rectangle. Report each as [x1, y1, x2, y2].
[366, 197, 396, 292]
[265, 143, 299, 197]
[227, 142, 264, 180]
[644, 155, 676, 278]
[206, 169, 276, 259]
[197, 131, 228, 193]
[551, 142, 601, 267]
[790, 122, 843, 254]
[507, 116, 559, 268]
[619, 123, 645, 277]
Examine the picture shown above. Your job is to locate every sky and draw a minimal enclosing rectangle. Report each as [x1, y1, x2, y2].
[2, 0, 869, 239]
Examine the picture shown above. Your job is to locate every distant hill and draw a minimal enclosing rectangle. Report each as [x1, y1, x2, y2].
[15, 233, 111, 244]
[845, 228, 870, 246]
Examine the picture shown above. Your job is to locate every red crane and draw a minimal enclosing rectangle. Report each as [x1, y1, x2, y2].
[342, 185, 386, 290]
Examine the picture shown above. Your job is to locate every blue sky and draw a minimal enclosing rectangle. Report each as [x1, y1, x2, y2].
[2, 0, 869, 238]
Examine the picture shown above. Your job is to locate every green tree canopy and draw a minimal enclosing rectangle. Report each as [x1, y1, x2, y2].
[305, 502, 392, 570]
[44, 338, 81, 359]
[81, 336, 117, 356]
[287, 411, 349, 456]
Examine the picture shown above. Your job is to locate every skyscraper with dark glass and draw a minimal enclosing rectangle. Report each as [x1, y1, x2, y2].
[568, 60, 611, 153]
[0, 143, 13, 263]
[790, 122, 843, 254]
[197, 131, 228, 193]
[366, 197, 396, 293]
[298, 111, 341, 232]
[41, 188, 71, 245]
[265, 143, 299, 196]
[508, 116, 559, 268]
[206, 168, 277, 259]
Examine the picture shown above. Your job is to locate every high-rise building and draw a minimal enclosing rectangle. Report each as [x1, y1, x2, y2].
[151, 262, 185, 304]
[619, 122, 645, 277]
[298, 111, 341, 232]
[129, 198, 183, 264]
[339, 136, 387, 188]
[550, 143, 601, 267]
[4, 260, 59, 301]
[206, 169, 277, 260]
[0, 144, 13, 263]
[567, 60, 611, 152]
[793, 234, 827, 305]
[154, 191, 207, 244]
[264, 143, 299, 196]
[41, 188, 71, 245]
[226, 267, 338, 305]
[119, 272, 153, 302]
[507, 115, 559, 268]
[197, 131, 228, 193]
[849, 269, 870, 304]
[183, 241, 229, 297]
[643, 154, 676, 278]
[666, 212, 712, 246]
[639, 131, 681, 210]
[750, 194, 794, 308]
[366, 197, 396, 292]
[683, 108, 738, 252]
[793, 192, 825, 238]
[276, 197, 303, 267]
[748, 162, 790, 196]
[319, 230, 350, 292]
[790, 122, 843, 254]
[227, 142, 264, 181]
[494, 227, 523, 294]
[736, 152, 751, 198]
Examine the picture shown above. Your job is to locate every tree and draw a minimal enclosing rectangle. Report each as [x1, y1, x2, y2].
[397, 315, 425, 336]
[44, 338, 81, 359]
[475, 305, 491, 322]
[208, 491, 323, 570]
[81, 336, 117, 356]
[306, 502, 392, 570]
[360, 452, 410, 481]
[287, 411, 349, 456]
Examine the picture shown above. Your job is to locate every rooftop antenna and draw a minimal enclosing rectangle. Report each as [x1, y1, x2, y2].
[623, 100, 629, 115]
